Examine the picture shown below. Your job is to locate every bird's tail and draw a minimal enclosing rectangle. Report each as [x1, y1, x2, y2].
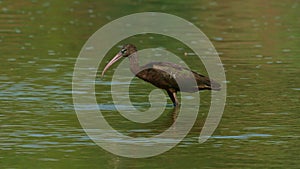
[198, 76, 221, 91]
[208, 78, 221, 91]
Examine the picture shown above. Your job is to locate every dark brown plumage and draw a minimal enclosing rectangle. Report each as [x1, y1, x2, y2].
[101, 44, 221, 106]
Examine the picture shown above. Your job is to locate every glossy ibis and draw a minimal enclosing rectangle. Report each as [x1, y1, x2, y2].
[101, 44, 221, 106]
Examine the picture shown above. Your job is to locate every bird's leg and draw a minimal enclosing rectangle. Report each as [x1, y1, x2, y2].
[167, 90, 179, 106]
[172, 104, 180, 122]
[173, 92, 179, 106]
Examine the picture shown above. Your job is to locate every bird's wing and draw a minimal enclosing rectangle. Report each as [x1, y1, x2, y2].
[146, 62, 198, 78]
[138, 62, 201, 92]
[138, 62, 220, 91]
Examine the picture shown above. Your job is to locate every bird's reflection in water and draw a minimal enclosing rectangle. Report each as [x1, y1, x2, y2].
[110, 105, 187, 169]
[168, 104, 180, 123]
[126, 105, 182, 138]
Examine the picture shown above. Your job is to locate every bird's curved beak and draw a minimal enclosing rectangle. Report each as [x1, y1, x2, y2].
[101, 52, 123, 77]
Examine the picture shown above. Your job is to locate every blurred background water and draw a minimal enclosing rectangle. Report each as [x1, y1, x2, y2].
[0, 0, 299, 168]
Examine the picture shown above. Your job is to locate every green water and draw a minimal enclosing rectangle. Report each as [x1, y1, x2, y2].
[1, 0, 299, 168]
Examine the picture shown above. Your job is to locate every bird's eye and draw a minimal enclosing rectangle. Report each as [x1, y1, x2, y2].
[121, 49, 127, 54]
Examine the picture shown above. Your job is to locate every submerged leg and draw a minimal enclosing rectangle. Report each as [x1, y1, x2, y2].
[167, 90, 179, 106]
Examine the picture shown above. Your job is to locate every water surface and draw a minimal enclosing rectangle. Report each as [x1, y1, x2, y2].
[0, 0, 299, 168]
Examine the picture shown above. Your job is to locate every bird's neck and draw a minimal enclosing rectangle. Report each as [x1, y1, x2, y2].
[128, 53, 140, 75]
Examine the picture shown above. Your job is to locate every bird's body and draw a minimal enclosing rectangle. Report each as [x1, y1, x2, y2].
[101, 44, 221, 106]
[137, 61, 214, 92]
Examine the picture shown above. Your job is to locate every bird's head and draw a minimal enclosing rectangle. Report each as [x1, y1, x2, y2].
[120, 44, 137, 57]
[101, 44, 137, 77]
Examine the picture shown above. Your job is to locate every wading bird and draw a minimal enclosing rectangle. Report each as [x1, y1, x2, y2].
[101, 44, 221, 106]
